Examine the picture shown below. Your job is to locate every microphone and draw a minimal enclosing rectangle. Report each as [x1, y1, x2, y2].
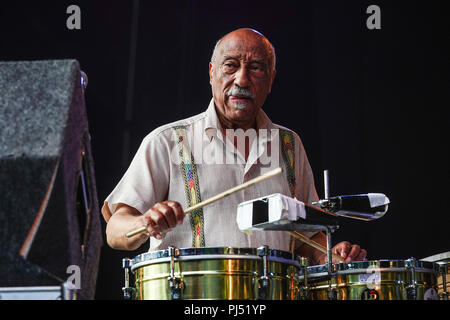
[312, 193, 389, 221]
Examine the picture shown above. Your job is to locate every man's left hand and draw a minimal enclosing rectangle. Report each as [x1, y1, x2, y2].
[318, 241, 367, 264]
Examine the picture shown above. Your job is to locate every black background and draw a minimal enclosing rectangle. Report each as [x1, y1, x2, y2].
[1, 0, 448, 300]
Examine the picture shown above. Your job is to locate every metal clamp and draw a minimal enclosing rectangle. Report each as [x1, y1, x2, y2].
[167, 246, 183, 300]
[122, 258, 135, 300]
[257, 245, 271, 300]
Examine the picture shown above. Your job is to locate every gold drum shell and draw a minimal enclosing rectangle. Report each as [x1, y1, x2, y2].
[299, 259, 440, 300]
[131, 247, 305, 300]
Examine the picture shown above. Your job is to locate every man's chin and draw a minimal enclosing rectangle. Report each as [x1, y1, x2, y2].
[229, 106, 252, 116]
[232, 104, 247, 110]
[229, 100, 252, 111]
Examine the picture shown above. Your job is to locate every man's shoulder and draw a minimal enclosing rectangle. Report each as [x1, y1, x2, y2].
[271, 123, 302, 141]
[270, 122, 309, 154]
[272, 122, 293, 133]
[144, 111, 207, 140]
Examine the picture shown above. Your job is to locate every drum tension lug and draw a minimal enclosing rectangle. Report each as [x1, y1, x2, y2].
[299, 257, 310, 300]
[406, 258, 417, 300]
[167, 246, 183, 300]
[122, 258, 136, 300]
[122, 287, 136, 300]
[168, 277, 183, 300]
[327, 286, 338, 300]
[324, 227, 338, 300]
[257, 245, 271, 300]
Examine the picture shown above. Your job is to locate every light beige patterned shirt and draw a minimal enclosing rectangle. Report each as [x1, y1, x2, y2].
[102, 99, 319, 252]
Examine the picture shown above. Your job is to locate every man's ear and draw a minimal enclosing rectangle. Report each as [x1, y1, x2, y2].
[209, 62, 214, 85]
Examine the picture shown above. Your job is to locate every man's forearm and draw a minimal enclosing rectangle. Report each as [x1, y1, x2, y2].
[105, 205, 149, 251]
[295, 231, 327, 265]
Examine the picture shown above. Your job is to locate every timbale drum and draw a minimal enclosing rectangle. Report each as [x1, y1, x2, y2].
[299, 259, 440, 300]
[124, 246, 307, 300]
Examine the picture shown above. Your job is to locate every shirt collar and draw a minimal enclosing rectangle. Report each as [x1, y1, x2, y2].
[204, 98, 276, 142]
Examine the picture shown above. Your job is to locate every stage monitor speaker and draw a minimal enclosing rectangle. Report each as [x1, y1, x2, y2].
[0, 59, 102, 300]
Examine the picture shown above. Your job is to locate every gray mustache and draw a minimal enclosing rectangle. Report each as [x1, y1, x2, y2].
[226, 87, 254, 99]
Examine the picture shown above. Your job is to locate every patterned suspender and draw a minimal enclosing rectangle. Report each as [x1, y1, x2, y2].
[279, 129, 296, 198]
[279, 129, 297, 253]
[173, 126, 296, 250]
[174, 126, 205, 247]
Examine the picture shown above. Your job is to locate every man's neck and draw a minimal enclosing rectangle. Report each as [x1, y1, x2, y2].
[217, 112, 257, 133]
[217, 116, 257, 163]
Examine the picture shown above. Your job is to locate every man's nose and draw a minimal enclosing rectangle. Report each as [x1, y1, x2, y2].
[234, 67, 251, 88]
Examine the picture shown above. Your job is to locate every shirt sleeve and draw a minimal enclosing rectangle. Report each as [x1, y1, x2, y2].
[101, 132, 170, 222]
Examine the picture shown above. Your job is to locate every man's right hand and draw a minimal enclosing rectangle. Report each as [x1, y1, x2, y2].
[140, 201, 186, 240]
[104, 201, 185, 251]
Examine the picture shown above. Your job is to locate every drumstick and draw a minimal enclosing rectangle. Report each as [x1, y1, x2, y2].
[288, 231, 345, 263]
[125, 167, 283, 238]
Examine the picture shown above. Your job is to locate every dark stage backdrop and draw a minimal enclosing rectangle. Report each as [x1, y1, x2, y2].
[1, 1, 448, 299]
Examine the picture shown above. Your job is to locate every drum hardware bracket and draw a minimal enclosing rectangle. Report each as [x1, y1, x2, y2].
[167, 246, 183, 300]
[325, 226, 338, 300]
[257, 245, 271, 300]
[299, 257, 310, 300]
[323, 173, 338, 301]
[327, 284, 338, 300]
[406, 258, 418, 300]
[122, 258, 135, 300]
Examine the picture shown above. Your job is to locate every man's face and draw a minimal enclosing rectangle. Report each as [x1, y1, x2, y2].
[209, 31, 276, 129]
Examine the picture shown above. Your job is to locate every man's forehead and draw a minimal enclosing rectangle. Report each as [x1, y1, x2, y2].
[217, 38, 270, 62]
[221, 51, 267, 62]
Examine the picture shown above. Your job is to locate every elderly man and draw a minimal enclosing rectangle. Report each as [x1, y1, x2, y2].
[102, 28, 366, 265]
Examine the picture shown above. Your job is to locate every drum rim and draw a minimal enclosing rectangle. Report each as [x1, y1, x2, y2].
[335, 259, 438, 271]
[130, 246, 303, 271]
[299, 259, 439, 277]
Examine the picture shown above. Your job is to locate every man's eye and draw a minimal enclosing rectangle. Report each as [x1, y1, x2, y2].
[223, 63, 237, 72]
[250, 65, 263, 71]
